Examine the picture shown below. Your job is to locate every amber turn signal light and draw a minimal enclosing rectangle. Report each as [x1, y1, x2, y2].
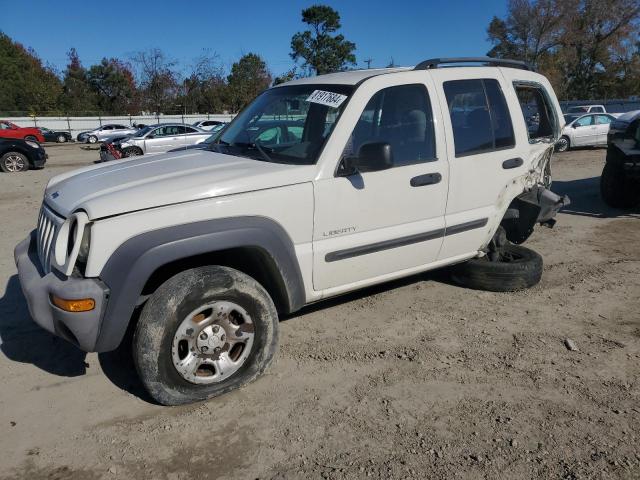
[51, 295, 95, 312]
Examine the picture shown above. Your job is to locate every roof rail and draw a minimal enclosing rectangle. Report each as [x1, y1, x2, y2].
[414, 57, 532, 71]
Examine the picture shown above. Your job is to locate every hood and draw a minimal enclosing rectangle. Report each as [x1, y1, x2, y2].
[44, 150, 315, 219]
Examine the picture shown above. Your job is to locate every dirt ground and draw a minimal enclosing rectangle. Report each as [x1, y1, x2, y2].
[0, 144, 638, 480]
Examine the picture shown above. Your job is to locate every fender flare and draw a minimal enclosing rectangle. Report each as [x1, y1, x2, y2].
[94, 216, 306, 352]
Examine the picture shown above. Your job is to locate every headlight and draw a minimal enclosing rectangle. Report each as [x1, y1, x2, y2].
[53, 211, 91, 276]
[77, 224, 91, 265]
[25, 140, 40, 149]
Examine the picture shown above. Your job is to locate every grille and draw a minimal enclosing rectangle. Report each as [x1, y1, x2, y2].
[36, 205, 64, 274]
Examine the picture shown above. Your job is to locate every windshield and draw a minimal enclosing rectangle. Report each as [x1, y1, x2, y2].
[216, 84, 353, 165]
[134, 126, 154, 137]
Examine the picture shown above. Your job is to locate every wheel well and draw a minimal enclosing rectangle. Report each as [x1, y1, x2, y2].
[140, 246, 292, 314]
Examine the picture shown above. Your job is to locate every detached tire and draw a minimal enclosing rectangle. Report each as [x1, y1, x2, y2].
[451, 244, 543, 292]
[600, 162, 639, 209]
[133, 266, 279, 406]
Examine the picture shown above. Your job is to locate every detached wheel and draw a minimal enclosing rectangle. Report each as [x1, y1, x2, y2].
[451, 244, 543, 292]
[555, 136, 570, 152]
[88, 135, 98, 144]
[133, 266, 279, 406]
[0, 152, 29, 172]
[600, 162, 639, 209]
[57, 134, 67, 143]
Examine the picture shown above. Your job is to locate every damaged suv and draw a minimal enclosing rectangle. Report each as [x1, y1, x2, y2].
[15, 57, 568, 405]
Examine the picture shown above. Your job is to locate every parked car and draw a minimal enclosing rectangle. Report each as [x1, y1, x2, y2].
[77, 124, 139, 144]
[0, 138, 47, 172]
[600, 110, 640, 208]
[167, 123, 228, 152]
[192, 120, 226, 131]
[39, 127, 72, 143]
[105, 123, 210, 159]
[555, 113, 615, 152]
[565, 104, 607, 114]
[0, 120, 45, 143]
[15, 56, 569, 405]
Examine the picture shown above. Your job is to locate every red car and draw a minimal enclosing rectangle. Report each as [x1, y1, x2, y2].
[0, 120, 45, 143]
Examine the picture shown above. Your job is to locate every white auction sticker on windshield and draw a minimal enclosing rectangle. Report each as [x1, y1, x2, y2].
[305, 90, 348, 108]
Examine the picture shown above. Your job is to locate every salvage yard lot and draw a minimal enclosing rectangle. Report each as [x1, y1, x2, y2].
[0, 145, 638, 479]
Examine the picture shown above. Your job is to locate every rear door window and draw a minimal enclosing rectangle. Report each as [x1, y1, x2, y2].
[443, 79, 515, 157]
[596, 115, 612, 125]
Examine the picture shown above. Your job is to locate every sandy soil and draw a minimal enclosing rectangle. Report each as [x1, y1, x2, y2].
[0, 144, 638, 480]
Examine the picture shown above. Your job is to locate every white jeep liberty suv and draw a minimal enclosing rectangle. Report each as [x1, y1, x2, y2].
[15, 57, 569, 405]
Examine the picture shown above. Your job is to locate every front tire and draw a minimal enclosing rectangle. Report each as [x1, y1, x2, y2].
[555, 136, 570, 152]
[0, 152, 29, 172]
[122, 146, 143, 157]
[133, 266, 279, 406]
[600, 162, 639, 209]
[88, 135, 98, 144]
[57, 134, 67, 143]
[450, 244, 543, 292]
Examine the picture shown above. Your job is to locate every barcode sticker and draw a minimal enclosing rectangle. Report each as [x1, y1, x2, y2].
[305, 90, 348, 108]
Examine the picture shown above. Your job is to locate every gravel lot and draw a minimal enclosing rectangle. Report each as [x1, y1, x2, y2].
[0, 144, 638, 480]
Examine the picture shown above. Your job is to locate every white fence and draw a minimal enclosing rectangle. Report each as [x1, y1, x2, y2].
[5, 114, 235, 138]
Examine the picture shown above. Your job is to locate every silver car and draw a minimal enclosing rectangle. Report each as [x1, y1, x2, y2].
[556, 113, 615, 152]
[78, 124, 139, 143]
[109, 123, 211, 159]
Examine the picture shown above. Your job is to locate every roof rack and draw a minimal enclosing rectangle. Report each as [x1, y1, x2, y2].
[414, 57, 532, 71]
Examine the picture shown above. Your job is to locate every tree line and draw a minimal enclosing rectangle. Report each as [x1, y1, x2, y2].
[0, 5, 356, 116]
[487, 0, 640, 100]
[2, 2, 639, 116]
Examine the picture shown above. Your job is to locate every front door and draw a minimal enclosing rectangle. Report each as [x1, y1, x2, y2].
[146, 126, 180, 153]
[572, 114, 598, 146]
[313, 77, 448, 292]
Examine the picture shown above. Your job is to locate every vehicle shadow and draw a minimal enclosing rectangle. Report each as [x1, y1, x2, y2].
[553, 177, 640, 219]
[0, 275, 88, 377]
[0, 274, 154, 402]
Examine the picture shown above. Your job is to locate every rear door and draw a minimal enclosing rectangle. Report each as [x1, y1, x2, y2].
[595, 114, 613, 145]
[430, 69, 525, 260]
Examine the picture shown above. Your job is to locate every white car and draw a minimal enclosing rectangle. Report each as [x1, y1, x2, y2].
[192, 120, 226, 131]
[15, 57, 569, 406]
[565, 104, 607, 114]
[556, 113, 615, 152]
[110, 123, 211, 158]
[77, 124, 139, 144]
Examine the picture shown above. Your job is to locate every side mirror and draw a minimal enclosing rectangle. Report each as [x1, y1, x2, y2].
[339, 142, 393, 176]
[572, 124, 578, 129]
[146, 134, 155, 139]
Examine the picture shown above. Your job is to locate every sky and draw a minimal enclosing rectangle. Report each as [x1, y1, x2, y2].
[0, 0, 508, 77]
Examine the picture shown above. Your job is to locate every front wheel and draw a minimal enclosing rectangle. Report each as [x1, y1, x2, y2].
[450, 244, 543, 292]
[122, 146, 143, 157]
[88, 135, 98, 144]
[600, 162, 639, 209]
[0, 152, 29, 172]
[57, 134, 67, 143]
[555, 136, 570, 152]
[133, 266, 279, 406]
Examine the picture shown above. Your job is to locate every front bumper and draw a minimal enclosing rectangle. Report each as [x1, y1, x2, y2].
[32, 149, 47, 168]
[14, 231, 109, 352]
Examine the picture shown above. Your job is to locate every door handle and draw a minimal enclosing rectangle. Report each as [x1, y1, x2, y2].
[502, 157, 523, 169]
[410, 173, 442, 187]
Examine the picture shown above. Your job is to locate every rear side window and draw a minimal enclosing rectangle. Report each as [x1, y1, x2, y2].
[514, 83, 558, 142]
[443, 79, 514, 157]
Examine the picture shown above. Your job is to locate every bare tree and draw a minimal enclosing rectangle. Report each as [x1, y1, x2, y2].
[131, 48, 180, 113]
